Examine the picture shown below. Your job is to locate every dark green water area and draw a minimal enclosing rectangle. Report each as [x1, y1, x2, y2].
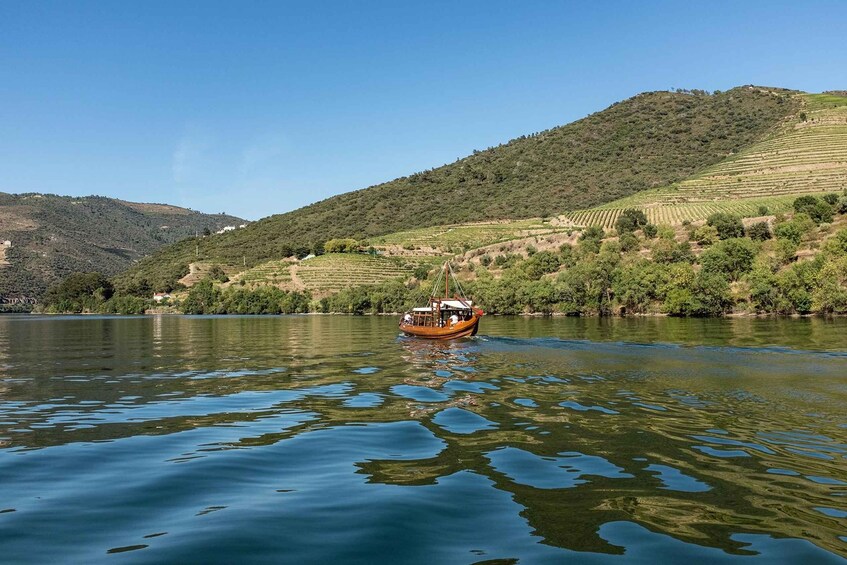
[0, 315, 845, 563]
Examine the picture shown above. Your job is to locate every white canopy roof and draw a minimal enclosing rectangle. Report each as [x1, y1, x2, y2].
[441, 299, 473, 309]
[411, 300, 473, 312]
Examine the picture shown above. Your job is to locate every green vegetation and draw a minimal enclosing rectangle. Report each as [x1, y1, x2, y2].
[560, 91, 847, 228]
[256, 197, 847, 317]
[118, 87, 798, 286]
[0, 192, 243, 299]
[43, 194, 847, 317]
[37, 87, 847, 318]
[707, 212, 745, 239]
[181, 280, 310, 315]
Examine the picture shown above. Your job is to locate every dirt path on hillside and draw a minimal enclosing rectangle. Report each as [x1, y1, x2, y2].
[178, 262, 211, 288]
[288, 265, 306, 291]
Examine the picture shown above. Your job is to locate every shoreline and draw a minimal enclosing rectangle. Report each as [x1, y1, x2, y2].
[21, 310, 839, 319]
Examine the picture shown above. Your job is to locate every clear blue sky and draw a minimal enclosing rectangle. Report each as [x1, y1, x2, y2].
[2, 0, 845, 220]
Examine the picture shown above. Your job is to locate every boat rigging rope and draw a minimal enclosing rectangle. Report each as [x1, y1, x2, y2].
[447, 262, 469, 304]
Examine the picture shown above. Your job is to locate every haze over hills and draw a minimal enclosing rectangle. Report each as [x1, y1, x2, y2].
[0, 193, 244, 299]
[117, 86, 804, 291]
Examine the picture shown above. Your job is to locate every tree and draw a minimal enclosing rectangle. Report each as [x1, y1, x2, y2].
[707, 213, 745, 239]
[693, 225, 719, 246]
[324, 238, 360, 253]
[793, 195, 832, 224]
[746, 221, 772, 241]
[522, 251, 561, 279]
[745, 265, 779, 312]
[822, 193, 839, 206]
[612, 260, 667, 313]
[207, 264, 229, 283]
[43, 272, 114, 313]
[578, 226, 604, 254]
[700, 238, 757, 281]
[774, 213, 815, 245]
[663, 270, 732, 316]
[812, 256, 847, 313]
[181, 279, 221, 314]
[614, 209, 648, 234]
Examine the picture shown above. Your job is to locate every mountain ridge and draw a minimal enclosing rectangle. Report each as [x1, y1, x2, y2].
[0, 192, 244, 299]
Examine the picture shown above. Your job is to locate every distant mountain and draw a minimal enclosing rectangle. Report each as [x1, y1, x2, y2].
[117, 86, 799, 291]
[0, 193, 244, 299]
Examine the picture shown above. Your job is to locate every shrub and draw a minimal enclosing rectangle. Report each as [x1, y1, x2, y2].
[757, 205, 770, 216]
[693, 225, 719, 246]
[207, 264, 229, 283]
[822, 193, 839, 206]
[656, 224, 676, 240]
[619, 232, 640, 252]
[642, 224, 658, 238]
[413, 264, 431, 280]
[707, 212, 745, 239]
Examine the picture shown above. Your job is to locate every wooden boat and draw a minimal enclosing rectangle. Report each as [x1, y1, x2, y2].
[399, 262, 483, 339]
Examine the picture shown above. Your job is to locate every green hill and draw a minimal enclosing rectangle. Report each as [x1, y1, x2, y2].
[562, 92, 847, 227]
[118, 86, 798, 291]
[0, 193, 244, 300]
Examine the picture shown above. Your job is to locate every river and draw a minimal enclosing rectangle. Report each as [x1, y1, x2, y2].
[0, 315, 845, 563]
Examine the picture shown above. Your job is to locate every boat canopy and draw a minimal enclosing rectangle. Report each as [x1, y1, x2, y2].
[441, 299, 473, 309]
[411, 299, 473, 312]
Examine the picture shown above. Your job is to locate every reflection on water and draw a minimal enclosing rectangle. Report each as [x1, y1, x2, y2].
[0, 314, 845, 563]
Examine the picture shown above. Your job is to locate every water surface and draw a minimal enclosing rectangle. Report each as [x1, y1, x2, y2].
[0, 315, 845, 563]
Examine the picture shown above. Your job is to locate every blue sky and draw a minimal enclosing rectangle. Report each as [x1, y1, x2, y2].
[2, 1, 845, 220]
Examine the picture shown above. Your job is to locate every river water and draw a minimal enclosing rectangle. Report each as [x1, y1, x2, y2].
[0, 315, 845, 563]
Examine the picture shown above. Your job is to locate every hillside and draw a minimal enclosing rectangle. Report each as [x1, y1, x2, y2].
[0, 193, 244, 300]
[118, 86, 799, 290]
[562, 92, 847, 227]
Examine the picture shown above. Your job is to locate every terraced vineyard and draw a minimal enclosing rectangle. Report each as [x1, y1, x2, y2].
[561, 92, 847, 227]
[293, 254, 424, 294]
[376, 219, 569, 250]
[565, 195, 803, 228]
[229, 259, 294, 288]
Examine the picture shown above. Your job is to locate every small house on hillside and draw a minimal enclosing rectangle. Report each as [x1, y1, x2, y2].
[152, 292, 172, 303]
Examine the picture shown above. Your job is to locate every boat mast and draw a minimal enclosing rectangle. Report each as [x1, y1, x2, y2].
[444, 261, 449, 299]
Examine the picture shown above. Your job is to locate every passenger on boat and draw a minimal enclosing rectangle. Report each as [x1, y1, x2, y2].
[449, 313, 459, 326]
[403, 313, 412, 325]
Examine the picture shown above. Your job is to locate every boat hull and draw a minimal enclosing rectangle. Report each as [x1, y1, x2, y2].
[400, 316, 480, 340]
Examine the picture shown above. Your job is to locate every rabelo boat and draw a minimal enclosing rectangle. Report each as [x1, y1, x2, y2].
[399, 262, 483, 339]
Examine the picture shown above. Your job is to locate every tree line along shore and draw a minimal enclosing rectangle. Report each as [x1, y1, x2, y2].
[35, 193, 847, 318]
